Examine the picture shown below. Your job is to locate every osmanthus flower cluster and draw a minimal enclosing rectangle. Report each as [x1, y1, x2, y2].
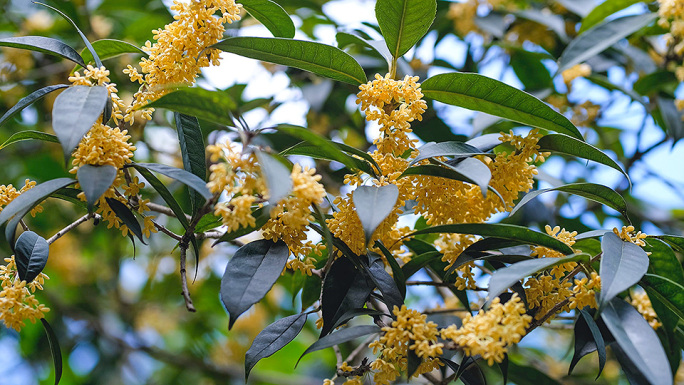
[0, 179, 42, 217]
[0, 256, 49, 331]
[657, 0, 684, 110]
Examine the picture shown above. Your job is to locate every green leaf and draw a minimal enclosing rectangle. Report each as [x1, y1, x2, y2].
[599, 232, 649, 308]
[105, 197, 146, 244]
[633, 70, 679, 96]
[195, 213, 222, 233]
[40, 319, 62, 385]
[421, 73, 583, 140]
[352, 184, 399, 243]
[642, 275, 684, 343]
[569, 308, 607, 378]
[174, 113, 207, 214]
[656, 97, 684, 143]
[245, 313, 307, 379]
[255, 150, 293, 205]
[52, 85, 109, 162]
[375, 0, 437, 59]
[510, 182, 629, 221]
[210, 37, 367, 85]
[298, 325, 380, 365]
[487, 254, 588, 300]
[409, 223, 575, 255]
[14, 231, 49, 283]
[76, 165, 117, 212]
[557, 13, 657, 74]
[510, 50, 554, 91]
[0, 178, 76, 245]
[321, 256, 374, 337]
[220, 239, 290, 328]
[537, 134, 631, 185]
[0, 36, 84, 66]
[374, 241, 407, 300]
[133, 163, 212, 200]
[77, 38, 146, 70]
[601, 298, 673, 385]
[366, 253, 404, 311]
[331, 308, 389, 331]
[401, 251, 442, 278]
[336, 32, 390, 64]
[579, 0, 644, 33]
[401, 159, 492, 198]
[240, 0, 296, 38]
[0, 131, 60, 151]
[281, 142, 378, 177]
[409, 141, 483, 166]
[507, 359, 562, 385]
[142, 87, 236, 126]
[0, 85, 69, 129]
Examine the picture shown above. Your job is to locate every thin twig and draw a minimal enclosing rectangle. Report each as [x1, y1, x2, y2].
[179, 246, 196, 312]
[152, 220, 182, 241]
[345, 334, 377, 364]
[195, 230, 223, 240]
[19, 219, 29, 232]
[47, 213, 96, 245]
[333, 345, 344, 367]
[147, 202, 192, 221]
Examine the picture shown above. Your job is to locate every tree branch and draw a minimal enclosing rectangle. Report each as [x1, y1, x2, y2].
[47, 213, 98, 245]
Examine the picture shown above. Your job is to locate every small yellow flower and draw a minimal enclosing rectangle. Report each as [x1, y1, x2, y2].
[631, 291, 662, 329]
[0, 256, 50, 331]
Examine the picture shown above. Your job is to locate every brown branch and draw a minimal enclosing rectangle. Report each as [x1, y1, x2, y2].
[152, 220, 183, 241]
[147, 201, 192, 221]
[47, 213, 97, 245]
[179, 245, 196, 312]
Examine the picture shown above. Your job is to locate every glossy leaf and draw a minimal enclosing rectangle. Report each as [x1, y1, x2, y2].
[76, 165, 117, 212]
[375, 0, 437, 59]
[241, 0, 295, 38]
[220, 239, 290, 328]
[281, 142, 378, 177]
[0, 131, 60, 150]
[245, 313, 307, 379]
[255, 150, 292, 205]
[510, 182, 629, 221]
[36, 2, 102, 67]
[409, 141, 483, 166]
[52, 85, 109, 161]
[175, 113, 206, 214]
[569, 308, 606, 377]
[14, 231, 49, 283]
[537, 134, 631, 185]
[298, 325, 380, 365]
[105, 198, 146, 244]
[366, 253, 404, 311]
[409, 223, 575, 255]
[401, 251, 442, 278]
[77, 39, 146, 69]
[579, 0, 644, 33]
[352, 184, 399, 242]
[210, 37, 367, 85]
[598, 232, 649, 308]
[401, 162, 491, 198]
[487, 254, 588, 300]
[142, 87, 236, 125]
[41, 319, 62, 385]
[642, 275, 684, 342]
[0, 36, 84, 66]
[557, 13, 657, 74]
[421, 72, 583, 140]
[601, 297, 673, 385]
[133, 163, 212, 200]
[0, 84, 69, 129]
[321, 256, 374, 336]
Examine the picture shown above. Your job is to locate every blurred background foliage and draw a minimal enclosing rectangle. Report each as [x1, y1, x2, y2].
[0, 0, 682, 383]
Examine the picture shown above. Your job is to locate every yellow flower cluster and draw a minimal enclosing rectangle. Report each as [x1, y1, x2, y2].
[207, 142, 326, 274]
[631, 292, 662, 329]
[127, 0, 241, 120]
[658, 0, 684, 110]
[369, 305, 443, 385]
[613, 226, 648, 247]
[0, 179, 43, 217]
[0, 256, 50, 331]
[441, 294, 531, 365]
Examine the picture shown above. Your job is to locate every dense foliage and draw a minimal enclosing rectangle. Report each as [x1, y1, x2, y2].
[0, 0, 683, 384]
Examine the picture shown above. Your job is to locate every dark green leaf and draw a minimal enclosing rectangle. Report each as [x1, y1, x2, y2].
[133, 163, 212, 200]
[210, 37, 367, 85]
[537, 134, 631, 185]
[375, 0, 437, 59]
[374, 242, 406, 300]
[336, 32, 389, 64]
[570, 308, 607, 377]
[409, 141, 483, 166]
[241, 0, 295, 38]
[421, 73, 583, 140]
[599, 232, 649, 308]
[656, 97, 684, 142]
[579, 0, 645, 33]
[245, 313, 307, 379]
[510, 50, 553, 91]
[331, 308, 388, 330]
[409, 223, 575, 255]
[40, 319, 62, 385]
[633, 70, 678, 96]
[255, 150, 293, 205]
[0, 178, 76, 245]
[77, 38, 146, 69]
[220, 239, 290, 328]
[281, 142, 378, 177]
[301, 274, 322, 310]
[174, 113, 206, 214]
[52, 85, 109, 161]
[407, 344, 421, 379]
[557, 13, 657, 74]
[105, 197, 146, 244]
[488, 254, 588, 300]
[507, 359, 561, 385]
[298, 325, 380, 365]
[510, 182, 629, 221]
[0, 131, 60, 150]
[76, 165, 117, 212]
[0, 85, 69, 129]
[142, 87, 236, 126]
[321, 256, 374, 336]
[366, 253, 404, 311]
[353, 184, 399, 242]
[401, 251, 442, 278]
[0, 36, 84, 66]
[601, 298, 673, 385]
[14, 231, 49, 283]
[652, 235, 684, 253]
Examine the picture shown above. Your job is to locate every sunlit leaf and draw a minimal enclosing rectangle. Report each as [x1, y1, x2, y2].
[241, 0, 295, 38]
[142, 87, 236, 126]
[174, 113, 206, 214]
[375, 0, 437, 59]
